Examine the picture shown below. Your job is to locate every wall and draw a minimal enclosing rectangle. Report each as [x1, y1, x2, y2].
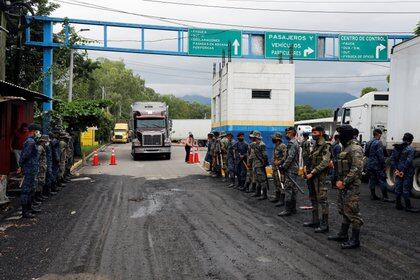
[211, 61, 295, 160]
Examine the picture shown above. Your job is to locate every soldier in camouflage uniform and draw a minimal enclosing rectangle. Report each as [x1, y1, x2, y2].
[303, 126, 331, 233]
[211, 131, 221, 177]
[328, 125, 364, 249]
[234, 133, 249, 191]
[301, 132, 311, 169]
[35, 135, 49, 203]
[249, 131, 269, 199]
[205, 132, 214, 169]
[269, 132, 287, 207]
[58, 132, 68, 185]
[220, 131, 229, 181]
[278, 127, 300, 217]
[244, 131, 256, 193]
[50, 131, 61, 191]
[226, 133, 237, 188]
[64, 132, 74, 182]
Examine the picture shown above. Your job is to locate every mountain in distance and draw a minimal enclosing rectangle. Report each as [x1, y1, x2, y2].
[181, 95, 211, 105]
[182, 92, 356, 109]
[296, 92, 356, 109]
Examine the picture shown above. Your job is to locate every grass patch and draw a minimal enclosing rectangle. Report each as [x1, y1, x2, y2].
[81, 145, 100, 156]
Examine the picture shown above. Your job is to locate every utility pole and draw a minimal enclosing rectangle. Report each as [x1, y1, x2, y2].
[68, 49, 74, 102]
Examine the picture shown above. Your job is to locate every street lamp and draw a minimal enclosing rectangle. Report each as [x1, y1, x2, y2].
[68, 28, 90, 102]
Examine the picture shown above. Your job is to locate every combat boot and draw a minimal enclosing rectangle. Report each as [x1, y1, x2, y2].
[303, 211, 320, 228]
[278, 201, 293, 217]
[315, 214, 329, 233]
[381, 189, 394, 203]
[251, 185, 261, 197]
[404, 198, 420, 213]
[290, 199, 297, 214]
[396, 196, 404, 210]
[275, 194, 285, 207]
[341, 228, 360, 249]
[328, 223, 349, 242]
[248, 183, 256, 194]
[22, 205, 35, 219]
[370, 189, 380, 200]
[269, 191, 280, 203]
[258, 188, 268, 200]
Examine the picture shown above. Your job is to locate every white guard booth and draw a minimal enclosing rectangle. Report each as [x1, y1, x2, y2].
[211, 61, 295, 158]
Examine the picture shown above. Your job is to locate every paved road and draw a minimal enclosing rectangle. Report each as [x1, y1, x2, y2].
[1, 144, 420, 280]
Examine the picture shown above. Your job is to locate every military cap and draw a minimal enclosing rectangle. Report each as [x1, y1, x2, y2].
[220, 131, 227, 137]
[213, 131, 220, 137]
[336, 124, 353, 133]
[39, 135, 50, 142]
[226, 132, 233, 137]
[373, 128, 382, 135]
[302, 132, 310, 137]
[285, 127, 296, 133]
[271, 132, 282, 140]
[251, 130, 262, 139]
[312, 126, 325, 133]
[403, 132, 414, 143]
[28, 123, 41, 131]
[353, 128, 360, 136]
[237, 132, 244, 137]
[208, 132, 214, 136]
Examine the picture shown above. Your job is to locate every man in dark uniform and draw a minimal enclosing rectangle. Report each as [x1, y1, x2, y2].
[249, 131, 269, 200]
[331, 135, 342, 189]
[18, 124, 41, 218]
[205, 132, 214, 170]
[270, 132, 287, 206]
[301, 132, 311, 169]
[391, 133, 419, 213]
[44, 134, 56, 196]
[328, 125, 364, 249]
[365, 129, 393, 202]
[226, 133, 236, 188]
[50, 131, 61, 192]
[244, 131, 256, 193]
[234, 132, 249, 191]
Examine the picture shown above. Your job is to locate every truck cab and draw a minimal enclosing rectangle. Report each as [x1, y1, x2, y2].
[112, 123, 130, 143]
[131, 102, 171, 160]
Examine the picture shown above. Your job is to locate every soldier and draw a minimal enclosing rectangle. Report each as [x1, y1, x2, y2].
[43, 134, 56, 196]
[18, 123, 41, 218]
[250, 131, 269, 200]
[35, 135, 49, 203]
[331, 134, 342, 189]
[211, 131, 221, 177]
[244, 131, 256, 193]
[226, 133, 237, 188]
[269, 132, 287, 207]
[50, 131, 61, 192]
[58, 132, 68, 186]
[278, 127, 300, 217]
[234, 132, 249, 191]
[220, 131, 229, 181]
[328, 125, 364, 249]
[301, 132, 311, 169]
[303, 126, 331, 233]
[64, 132, 74, 182]
[391, 133, 419, 213]
[205, 132, 214, 170]
[365, 129, 393, 202]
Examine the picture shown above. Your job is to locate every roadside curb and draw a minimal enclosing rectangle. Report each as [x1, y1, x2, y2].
[71, 143, 109, 173]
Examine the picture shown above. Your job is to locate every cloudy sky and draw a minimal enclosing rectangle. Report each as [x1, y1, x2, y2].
[51, 0, 419, 98]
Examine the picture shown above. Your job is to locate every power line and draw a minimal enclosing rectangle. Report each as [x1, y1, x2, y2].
[296, 79, 386, 84]
[54, 0, 413, 34]
[223, 0, 420, 3]
[143, 0, 420, 14]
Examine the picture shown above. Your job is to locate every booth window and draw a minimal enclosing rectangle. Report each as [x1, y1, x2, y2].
[252, 90, 271, 99]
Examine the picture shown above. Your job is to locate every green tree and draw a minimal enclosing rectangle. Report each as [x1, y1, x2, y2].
[360, 87, 377, 97]
[295, 105, 332, 121]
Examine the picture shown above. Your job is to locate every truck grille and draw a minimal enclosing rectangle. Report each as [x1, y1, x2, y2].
[115, 135, 123, 139]
[142, 134, 162, 146]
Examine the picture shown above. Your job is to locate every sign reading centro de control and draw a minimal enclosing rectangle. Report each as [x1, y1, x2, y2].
[265, 32, 317, 59]
[188, 28, 242, 57]
[339, 34, 388, 61]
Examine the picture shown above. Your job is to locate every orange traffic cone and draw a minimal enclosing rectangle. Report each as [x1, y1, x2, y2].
[193, 145, 200, 163]
[188, 149, 194, 164]
[110, 148, 117, 165]
[92, 149, 99, 166]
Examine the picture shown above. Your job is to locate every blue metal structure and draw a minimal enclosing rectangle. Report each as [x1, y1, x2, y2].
[25, 16, 412, 111]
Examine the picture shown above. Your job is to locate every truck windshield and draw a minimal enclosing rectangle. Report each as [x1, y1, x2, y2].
[136, 119, 166, 128]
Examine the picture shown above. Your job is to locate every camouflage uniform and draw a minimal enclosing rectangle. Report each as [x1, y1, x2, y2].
[307, 137, 331, 230]
[37, 143, 47, 193]
[65, 135, 74, 178]
[220, 135, 229, 179]
[282, 137, 300, 212]
[19, 135, 39, 211]
[50, 135, 61, 189]
[233, 140, 248, 189]
[212, 137, 222, 175]
[253, 140, 268, 197]
[272, 137, 287, 199]
[245, 141, 256, 192]
[301, 138, 311, 169]
[336, 140, 364, 229]
[227, 138, 236, 186]
[59, 137, 68, 180]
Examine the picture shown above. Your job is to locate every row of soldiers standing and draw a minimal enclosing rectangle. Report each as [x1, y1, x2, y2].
[205, 125, 364, 249]
[18, 124, 74, 219]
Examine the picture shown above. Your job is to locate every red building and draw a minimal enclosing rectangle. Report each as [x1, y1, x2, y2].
[0, 80, 50, 175]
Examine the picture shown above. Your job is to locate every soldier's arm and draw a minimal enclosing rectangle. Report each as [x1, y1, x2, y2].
[402, 148, 415, 173]
[261, 144, 268, 165]
[312, 145, 331, 175]
[390, 149, 399, 170]
[343, 146, 363, 186]
[283, 142, 298, 169]
[19, 141, 33, 167]
[375, 141, 386, 168]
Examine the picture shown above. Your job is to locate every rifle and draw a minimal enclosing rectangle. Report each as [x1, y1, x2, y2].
[283, 171, 305, 194]
[220, 153, 225, 177]
[276, 169, 285, 190]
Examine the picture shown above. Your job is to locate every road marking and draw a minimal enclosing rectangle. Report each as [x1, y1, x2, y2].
[70, 177, 92, 182]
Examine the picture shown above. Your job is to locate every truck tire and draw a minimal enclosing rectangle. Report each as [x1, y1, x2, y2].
[412, 159, 420, 198]
[165, 153, 171, 160]
[385, 157, 396, 192]
[132, 152, 140, 161]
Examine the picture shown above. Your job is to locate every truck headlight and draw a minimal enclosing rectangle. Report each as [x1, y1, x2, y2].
[164, 138, 171, 146]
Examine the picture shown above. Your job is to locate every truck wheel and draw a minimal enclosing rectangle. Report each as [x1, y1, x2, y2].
[133, 153, 140, 161]
[386, 158, 396, 192]
[412, 165, 420, 198]
[165, 153, 171, 160]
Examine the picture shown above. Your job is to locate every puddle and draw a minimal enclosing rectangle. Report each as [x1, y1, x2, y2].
[130, 199, 163, 218]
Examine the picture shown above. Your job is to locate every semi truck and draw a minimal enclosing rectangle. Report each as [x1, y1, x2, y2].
[130, 102, 171, 160]
[335, 35, 420, 197]
[171, 119, 211, 147]
[112, 122, 130, 143]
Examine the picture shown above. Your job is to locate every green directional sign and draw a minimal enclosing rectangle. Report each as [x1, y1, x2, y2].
[339, 34, 388, 61]
[265, 32, 317, 59]
[188, 28, 242, 57]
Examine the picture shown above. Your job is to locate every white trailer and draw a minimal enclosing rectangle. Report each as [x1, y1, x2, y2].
[386, 35, 420, 196]
[171, 119, 211, 146]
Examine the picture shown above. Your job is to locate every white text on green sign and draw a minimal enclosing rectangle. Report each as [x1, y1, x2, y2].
[265, 32, 317, 59]
[339, 35, 388, 61]
[188, 28, 242, 57]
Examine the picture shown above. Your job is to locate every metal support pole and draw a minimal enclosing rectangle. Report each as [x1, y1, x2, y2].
[68, 49, 74, 102]
[42, 21, 54, 133]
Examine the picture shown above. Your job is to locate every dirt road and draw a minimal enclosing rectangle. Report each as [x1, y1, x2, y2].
[1, 144, 419, 280]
